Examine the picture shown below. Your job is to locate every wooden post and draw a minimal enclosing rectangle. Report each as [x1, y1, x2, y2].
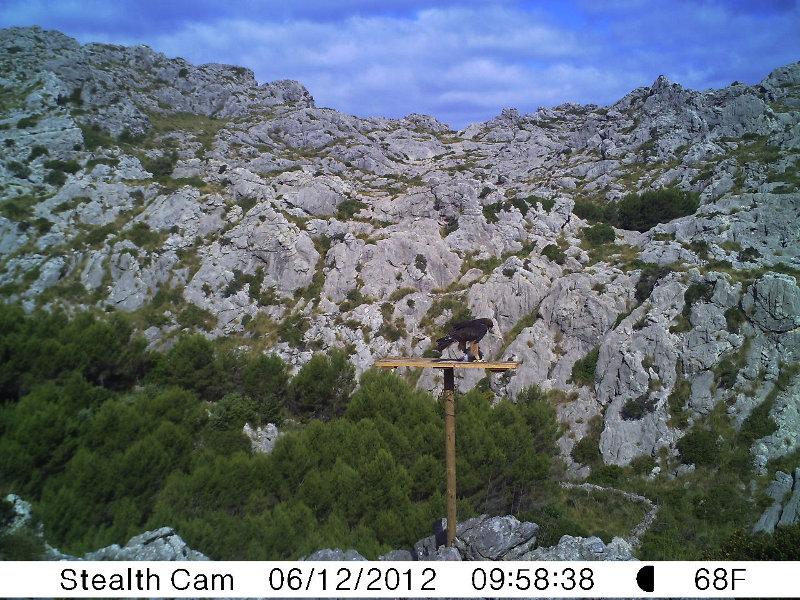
[443, 367, 456, 547]
[373, 357, 520, 549]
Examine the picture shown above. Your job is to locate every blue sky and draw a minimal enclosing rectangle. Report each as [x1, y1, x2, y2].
[2, 0, 798, 129]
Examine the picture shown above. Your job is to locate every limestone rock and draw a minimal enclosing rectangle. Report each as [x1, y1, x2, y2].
[242, 422, 282, 454]
[522, 535, 634, 561]
[301, 548, 367, 561]
[84, 527, 209, 561]
[414, 515, 537, 561]
[452, 514, 539, 560]
[751, 376, 800, 475]
[753, 470, 796, 533]
[742, 273, 800, 333]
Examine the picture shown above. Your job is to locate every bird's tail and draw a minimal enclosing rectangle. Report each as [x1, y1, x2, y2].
[436, 335, 454, 352]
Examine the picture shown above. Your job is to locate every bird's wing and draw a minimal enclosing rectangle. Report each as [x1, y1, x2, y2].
[450, 319, 477, 330]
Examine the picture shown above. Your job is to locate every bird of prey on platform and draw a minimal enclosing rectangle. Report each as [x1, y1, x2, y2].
[435, 318, 499, 362]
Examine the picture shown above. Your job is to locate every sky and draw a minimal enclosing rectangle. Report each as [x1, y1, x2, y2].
[2, 0, 799, 129]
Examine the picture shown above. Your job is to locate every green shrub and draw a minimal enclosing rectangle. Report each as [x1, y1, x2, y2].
[44, 169, 67, 186]
[242, 353, 288, 425]
[667, 378, 691, 428]
[541, 244, 566, 264]
[482, 202, 501, 223]
[121, 222, 162, 249]
[636, 264, 671, 302]
[677, 428, 720, 466]
[143, 152, 178, 178]
[287, 348, 356, 420]
[573, 198, 608, 222]
[588, 464, 624, 486]
[682, 281, 714, 317]
[738, 400, 778, 445]
[149, 333, 220, 400]
[28, 145, 48, 161]
[44, 159, 80, 174]
[210, 393, 258, 430]
[16, 115, 39, 129]
[6, 160, 30, 179]
[177, 305, 216, 331]
[539, 197, 556, 212]
[570, 346, 600, 387]
[80, 123, 116, 151]
[571, 437, 600, 465]
[0, 526, 46, 560]
[708, 523, 800, 559]
[615, 187, 700, 232]
[0, 195, 38, 221]
[715, 357, 738, 389]
[621, 395, 657, 420]
[629, 454, 657, 475]
[571, 415, 603, 466]
[336, 198, 367, 220]
[278, 312, 309, 348]
[724, 306, 746, 333]
[582, 223, 616, 246]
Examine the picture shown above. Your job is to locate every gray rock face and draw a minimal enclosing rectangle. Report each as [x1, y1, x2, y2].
[522, 535, 634, 561]
[301, 548, 368, 561]
[743, 274, 800, 333]
[84, 527, 209, 561]
[242, 422, 282, 454]
[413, 515, 538, 561]
[452, 514, 539, 560]
[753, 469, 800, 533]
[751, 376, 800, 475]
[778, 467, 800, 527]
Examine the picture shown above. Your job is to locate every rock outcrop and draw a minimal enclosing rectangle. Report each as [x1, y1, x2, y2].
[302, 514, 634, 562]
[242, 422, 283, 454]
[84, 527, 209, 561]
[753, 468, 800, 533]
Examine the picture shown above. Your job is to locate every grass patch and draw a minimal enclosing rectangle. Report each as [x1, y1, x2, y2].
[523, 485, 650, 546]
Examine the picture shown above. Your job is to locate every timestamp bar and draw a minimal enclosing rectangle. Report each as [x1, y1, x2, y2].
[0, 560, 798, 598]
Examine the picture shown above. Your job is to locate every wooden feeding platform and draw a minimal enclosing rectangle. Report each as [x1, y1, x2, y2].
[375, 356, 521, 372]
[374, 356, 520, 547]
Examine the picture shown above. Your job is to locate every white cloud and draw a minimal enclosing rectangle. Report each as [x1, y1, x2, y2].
[2, 0, 798, 128]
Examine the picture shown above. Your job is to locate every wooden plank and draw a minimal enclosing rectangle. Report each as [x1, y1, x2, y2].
[375, 356, 520, 371]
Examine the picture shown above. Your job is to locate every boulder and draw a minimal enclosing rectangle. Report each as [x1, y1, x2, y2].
[415, 515, 537, 561]
[753, 470, 795, 533]
[777, 468, 800, 527]
[84, 527, 208, 561]
[301, 548, 367, 561]
[522, 535, 634, 561]
[742, 273, 800, 333]
[242, 422, 282, 454]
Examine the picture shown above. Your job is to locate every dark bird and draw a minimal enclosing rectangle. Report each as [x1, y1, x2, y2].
[435, 318, 499, 362]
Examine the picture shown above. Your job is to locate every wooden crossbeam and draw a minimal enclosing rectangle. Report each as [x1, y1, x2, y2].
[373, 355, 520, 547]
[375, 356, 521, 372]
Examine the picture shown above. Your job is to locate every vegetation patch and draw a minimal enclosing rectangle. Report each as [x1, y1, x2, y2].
[570, 414, 603, 468]
[569, 345, 600, 387]
[573, 187, 699, 233]
[621, 395, 657, 420]
[682, 281, 714, 317]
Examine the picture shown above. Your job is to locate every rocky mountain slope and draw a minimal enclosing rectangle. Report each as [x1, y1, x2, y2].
[1, 26, 799, 474]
